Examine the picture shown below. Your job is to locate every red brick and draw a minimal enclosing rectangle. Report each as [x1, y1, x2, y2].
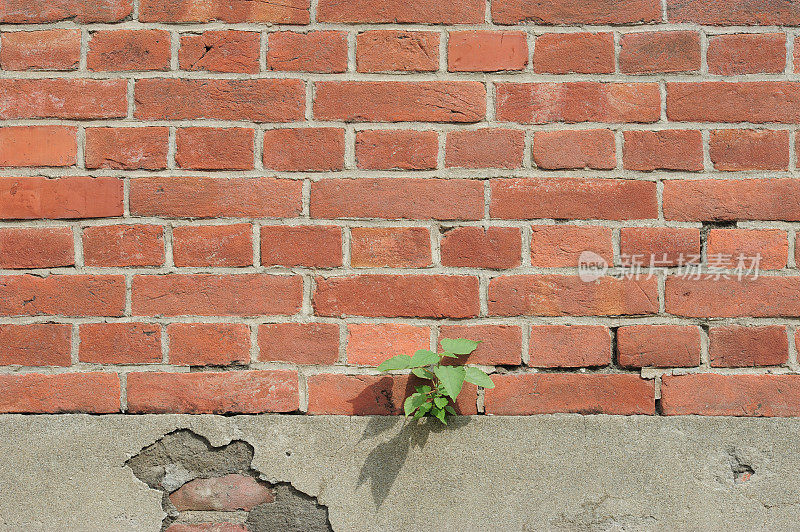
[258, 323, 340, 364]
[0, 324, 71, 366]
[85, 127, 168, 170]
[132, 274, 302, 317]
[355, 130, 438, 170]
[709, 129, 789, 171]
[448, 31, 527, 72]
[0, 126, 75, 167]
[485, 374, 655, 415]
[130, 177, 302, 219]
[663, 178, 800, 222]
[268, 31, 347, 73]
[667, 82, 800, 123]
[350, 227, 431, 268]
[0, 176, 122, 220]
[307, 374, 477, 415]
[168, 324, 250, 366]
[619, 227, 701, 267]
[708, 34, 785, 75]
[313, 275, 479, 318]
[314, 81, 485, 123]
[666, 276, 800, 318]
[318, 0, 483, 23]
[709, 326, 788, 368]
[311, 178, 484, 221]
[347, 323, 430, 366]
[0, 79, 126, 119]
[176, 128, 254, 170]
[492, 0, 661, 24]
[356, 31, 439, 72]
[82, 225, 165, 267]
[173, 225, 252, 268]
[134, 79, 304, 122]
[180, 31, 259, 73]
[623, 130, 703, 171]
[440, 227, 521, 269]
[139, 0, 309, 23]
[529, 325, 611, 368]
[127, 371, 299, 414]
[170, 475, 273, 511]
[0, 227, 74, 269]
[533, 130, 616, 170]
[491, 178, 658, 220]
[666, 0, 800, 25]
[488, 275, 658, 316]
[260, 226, 342, 268]
[617, 325, 701, 368]
[262, 128, 344, 172]
[79, 323, 161, 364]
[0, 275, 125, 317]
[619, 31, 700, 74]
[533, 32, 614, 74]
[530, 225, 613, 268]
[0, 0, 132, 23]
[88, 30, 170, 72]
[0, 30, 80, 70]
[707, 229, 788, 270]
[0, 373, 120, 413]
[439, 324, 522, 365]
[496, 82, 660, 124]
[661, 374, 800, 416]
[445, 129, 524, 169]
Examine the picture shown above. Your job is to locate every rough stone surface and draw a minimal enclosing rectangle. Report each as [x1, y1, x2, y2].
[2, 415, 800, 530]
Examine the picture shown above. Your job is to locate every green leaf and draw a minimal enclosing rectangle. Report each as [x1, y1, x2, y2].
[464, 367, 495, 389]
[440, 338, 481, 355]
[434, 407, 447, 424]
[404, 393, 428, 417]
[415, 385, 432, 394]
[433, 396, 449, 409]
[439, 352, 459, 358]
[412, 408, 426, 420]
[408, 350, 439, 368]
[434, 365, 466, 401]
[445, 405, 456, 415]
[412, 368, 435, 380]
[377, 354, 412, 372]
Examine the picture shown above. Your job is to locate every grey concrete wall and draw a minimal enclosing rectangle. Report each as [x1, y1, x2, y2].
[2, 414, 800, 531]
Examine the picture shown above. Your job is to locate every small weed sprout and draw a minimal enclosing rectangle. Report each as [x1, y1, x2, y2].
[377, 338, 494, 424]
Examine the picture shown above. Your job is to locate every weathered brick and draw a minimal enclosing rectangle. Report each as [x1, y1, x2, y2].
[0, 227, 74, 269]
[445, 129, 524, 169]
[130, 177, 302, 219]
[318, 0, 483, 23]
[180, 31, 260, 73]
[260, 226, 342, 268]
[350, 227, 432, 268]
[661, 374, 800, 416]
[492, 0, 661, 24]
[709, 129, 789, 171]
[666, 276, 800, 318]
[0, 275, 125, 317]
[440, 227, 521, 269]
[0, 373, 120, 413]
[528, 325, 612, 368]
[262, 128, 344, 172]
[85, 127, 169, 170]
[79, 323, 162, 364]
[347, 323, 430, 367]
[623, 130, 704, 171]
[82, 225, 165, 267]
[0, 30, 80, 70]
[619, 227, 701, 267]
[127, 371, 299, 414]
[619, 31, 701, 74]
[709, 326, 788, 367]
[707, 229, 788, 270]
[0, 0, 132, 23]
[169, 475, 273, 511]
[0, 126, 75, 167]
[485, 374, 655, 415]
[496, 82, 660, 124]
[617, 325, 701, 368]
[139, 0, 309, 23]
[439, 324, 522, 365]
[87, 30, 170, 71]
[530, 225, 614, 268]
[268, 31, 347, 73]
[176, 128, 254, 171]
[0, 176, 122, 220]
[0, 324, 72, 366]
[665, 0, 800, 25]
[663, 178, 800, 221]
[313, 275, 479, 318]
[168, 323, 251, 366]
[0, 79, 126, 119]
[533, 32, 614, 74]
[172, 224, 253, 268]
[532, 130, 616, 170]
[258, 323, 340, 364]
[356, 31, 439, 72]
[355, 130, 438, 170]
[448, 31, 527, 72]
[488, 275, 658, 316]
[132, 274, 302, 317]
[667, 82, 800, 123]
[491, 178, 658, 220]
[708, 33, 786, 75]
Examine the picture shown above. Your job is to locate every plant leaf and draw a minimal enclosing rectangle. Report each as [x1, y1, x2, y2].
[377, 354, 412, 372]
[445, 405, 456, 415]
[412, 368, 435, 380]
[440, 338, 481, 355]
[434, 365, 466, 400]
[439, 352, 459, 358]
[433, 396, 449, 409]
[464, 367, 495, 389]
[404, 393, 428, 417]
[415, 385, 432, 394]
[434, 407, 447, 424]
[408, 349, 440, 368]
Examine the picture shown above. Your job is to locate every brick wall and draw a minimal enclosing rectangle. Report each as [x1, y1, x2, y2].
[1, 0, 799, 416]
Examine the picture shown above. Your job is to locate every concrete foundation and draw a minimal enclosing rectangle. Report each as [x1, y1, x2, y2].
[2, 414, 800, 531]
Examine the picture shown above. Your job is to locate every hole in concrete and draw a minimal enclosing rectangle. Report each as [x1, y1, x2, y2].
[126, 429, 332, 531]
[727, 447, 755, 484]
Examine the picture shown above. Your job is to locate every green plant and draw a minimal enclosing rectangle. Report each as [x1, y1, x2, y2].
[376, 338, 495, 424]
